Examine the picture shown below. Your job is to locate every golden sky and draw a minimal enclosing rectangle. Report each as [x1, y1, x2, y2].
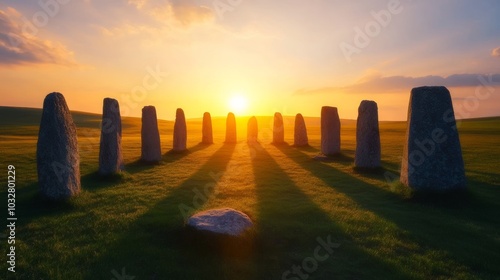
[1, 0, 499, 120]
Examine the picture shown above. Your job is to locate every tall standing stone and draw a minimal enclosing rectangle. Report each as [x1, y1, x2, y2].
[294, 113, 308, 147]
[321, 106, 341, 156]
[225, 112, 237, 143]
[401, 86, 466, 191]
[173, 108, 187, 152]
[355, 101, 381, 169]
[98, 98, 124, 175]
[272, 112, 285, 144]
[37, 92, 80, 200]
[141, 106, 162, 163]
[247, 116, 258, 143]
[202, 112, 213, 144]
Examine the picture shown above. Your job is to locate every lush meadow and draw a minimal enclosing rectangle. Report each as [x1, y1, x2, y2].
[0, 106, 499, 279]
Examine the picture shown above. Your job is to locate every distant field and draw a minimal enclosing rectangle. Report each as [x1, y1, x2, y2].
[0, 106, 499, 279]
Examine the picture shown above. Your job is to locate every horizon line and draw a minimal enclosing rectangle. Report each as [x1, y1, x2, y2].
[1, 105, 499, 123]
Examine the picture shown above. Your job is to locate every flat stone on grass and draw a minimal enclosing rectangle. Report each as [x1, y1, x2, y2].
[187, 208, 254, 237]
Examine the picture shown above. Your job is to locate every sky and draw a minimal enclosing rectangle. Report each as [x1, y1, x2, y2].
[0, 0, 499, 121]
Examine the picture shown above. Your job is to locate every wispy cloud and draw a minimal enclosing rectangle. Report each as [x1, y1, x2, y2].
[0, 7, 76, 66]
[128, 0, 147, 10]
[128, 0, 214, 27]
[491, 47, 500, 57]
[295, 74, 500, 95]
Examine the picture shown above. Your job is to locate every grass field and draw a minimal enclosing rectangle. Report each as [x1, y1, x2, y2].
[1, 106, 499, 280]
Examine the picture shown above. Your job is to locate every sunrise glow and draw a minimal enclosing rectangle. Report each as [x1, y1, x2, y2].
[0, 1, 499, 120]
[228, 95, 249, 115]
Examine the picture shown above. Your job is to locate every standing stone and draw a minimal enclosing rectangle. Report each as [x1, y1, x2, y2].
[173, 108, 187, 152]
[247, 116, 258, 143]
[321, 106, 341, 156]
[141, 106, 162, 163]
[98, 98, 124, 175]
[202, 112, 213, 144]
[355, 101, 381, 169]
[225, 112, 237, 143]
[272, 112, 285, 144]
[37, 92, 80, 200]
[294, 113, 308, 147]
[401, 86, 466, 191]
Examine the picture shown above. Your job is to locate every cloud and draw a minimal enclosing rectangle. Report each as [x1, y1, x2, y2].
[295, 73, 500, 95]
[0, 7, 76, 66]
[491, 47, 500, 57]
[128, 0, 147, 9]
[170, 4, 214, 26]
[98, 23, 160, 38]
[128, 0, 215, 27]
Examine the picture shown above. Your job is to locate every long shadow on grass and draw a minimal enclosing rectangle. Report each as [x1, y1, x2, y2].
[123, 143, 213, 174]
[162, 142, 212, 163]
[249, 143, 413, 280]
[293, 144, 319, 153]
[125, 159, 157, 174]
[85, 144, 240, 279]
[13, 168, 129, 227]
[12, 182, 82, 230]
[81, 171, 127, 190]
[277, 144, 500, 278]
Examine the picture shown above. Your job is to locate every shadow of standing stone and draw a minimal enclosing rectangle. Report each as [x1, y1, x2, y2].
[37, 92, 80, 200]
[247, 116, 258, 143]
[225, 112, 237, 143]
[272, 112, 285, 144]
[202, 112, 213, 144]
[141, 106, 162, 163]
[99, 98, 124, 175]
[293, 113, 308, 147]
[401, 86, 466, 192]
[173, 108, 187, 152]
[321, 106, 341, 156]
[355, 100, 381, 169]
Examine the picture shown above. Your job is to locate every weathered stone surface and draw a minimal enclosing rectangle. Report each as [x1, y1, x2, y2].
[272, 112, 285, 144]
[294, 113, 308, 146]
[141, 106, 162, 163]
[247, 116, 258, 143]
[173, 108, 187, 152]
[98, 98, 124, 175]
[355, 100, 381, 168]
[187, 208, 254, 237]
[225, 112, 237, 143]
[321, 106, 341, 156]
[37, 92, 80, 200]
[202, 112, 213, 144]
[401, 86, 466, 191]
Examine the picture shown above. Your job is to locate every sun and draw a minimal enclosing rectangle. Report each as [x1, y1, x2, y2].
[228, 95, 248, 114]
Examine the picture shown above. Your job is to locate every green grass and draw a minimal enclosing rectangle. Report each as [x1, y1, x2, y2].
[0, 106, 499, 279]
